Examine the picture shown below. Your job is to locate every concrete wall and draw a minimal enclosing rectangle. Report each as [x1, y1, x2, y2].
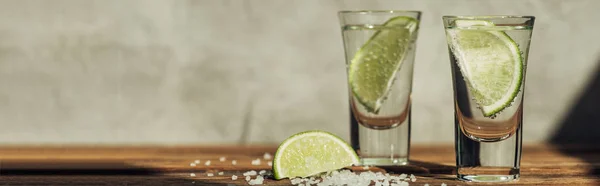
[0, 0, 598, 145]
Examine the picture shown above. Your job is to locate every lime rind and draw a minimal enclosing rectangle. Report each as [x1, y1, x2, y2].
[272, 130, 359, 180]
[348, 16, 419, 113]
[447, 20, 523, 117]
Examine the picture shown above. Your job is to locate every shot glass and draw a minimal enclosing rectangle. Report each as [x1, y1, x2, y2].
[443, 16, 535, 182]
[338, 11, 421, 166]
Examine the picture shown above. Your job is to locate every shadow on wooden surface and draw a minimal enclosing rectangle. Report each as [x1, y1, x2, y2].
[0, 175, 212, 186]
[0, 161, 160, 175]
[382, 160, 455, 175]
[549, 57, 600, 176]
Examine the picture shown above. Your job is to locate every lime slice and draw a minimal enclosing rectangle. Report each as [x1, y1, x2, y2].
[446, 20, 523, 117]
[272, 130, 359, 180]
[349, 16, 418, 113]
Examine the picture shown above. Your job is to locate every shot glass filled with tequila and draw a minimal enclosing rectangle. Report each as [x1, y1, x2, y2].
[443, 16, 535, 182]
[338, 11, 421, 166]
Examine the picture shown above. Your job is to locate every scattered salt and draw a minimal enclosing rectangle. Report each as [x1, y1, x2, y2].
[291, 178, 302, 185]
[267, 161, 273, 166]
[382, 179, 389, 185]
[441, 183, 447, 186]
[259, 170, 266, 175]
[243, 170, 258, 176]
[410, 174, 416, 182]
[263, 152, 272, 160]
[231, 175, 238, 180]
[251, 158, 261, 165]
[287, 170, 419, 186]
[424, 184, 430, 186]
[219, 157, 227, 162]
[232, 160, 237, 165]
[218, 172, 224, 175]
[245, 176, 251, 181]
[189, 163, 196, 167]
[248, 175, 264, 185]
[207, 173, 214, 177]
[205, 160, 211, 166]
[362, 166, 370, 170]
[194, 160, 200, 164]
[189, 173, 196, 177]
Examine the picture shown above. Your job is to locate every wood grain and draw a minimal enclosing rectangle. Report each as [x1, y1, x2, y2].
[0, 144, 597, 185]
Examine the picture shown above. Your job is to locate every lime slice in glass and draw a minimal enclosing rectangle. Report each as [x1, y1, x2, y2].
[348, 16, 418, 113]
[446, 20, 523, 117]
[272, 130, 359, 180]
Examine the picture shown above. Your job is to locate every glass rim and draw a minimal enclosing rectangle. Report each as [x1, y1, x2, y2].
[339, 10, 421, 14]
[443, 15, 535, 19]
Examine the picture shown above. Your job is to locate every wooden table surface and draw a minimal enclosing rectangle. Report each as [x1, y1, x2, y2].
[0, 144, 597, 185]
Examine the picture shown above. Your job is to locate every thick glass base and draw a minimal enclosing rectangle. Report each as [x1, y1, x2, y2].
[360, 157, 408, 166]
[458, 174, 519, 182]
[350, 107, 411, 167]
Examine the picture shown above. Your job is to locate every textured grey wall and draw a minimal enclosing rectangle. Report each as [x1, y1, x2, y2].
[0, 0, 598, 144]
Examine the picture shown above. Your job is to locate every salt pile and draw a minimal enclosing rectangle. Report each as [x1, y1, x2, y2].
[289, 170, 417, 186]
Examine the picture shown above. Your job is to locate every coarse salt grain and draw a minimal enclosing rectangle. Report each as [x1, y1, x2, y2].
[189, 173, 196, 177]
[207, 173, 214, 177]
[258, 170, 266, 175]
[248, 175, 264, 185]
[251, 158, 261, 165]
[410, 174, 416, 182]
[205, 160, 211, 166]
[189, 163, 196, 167]
[441, 183, 447, 186]
[218, 172, 224, 175]
[194, 160, 200, 164]
[263, 153, 272, 160]
[231, 160, 237, 165]
[267, 161, 272, 166]
[231, 175, 238, 180]
[245, 176, 251, 181]
[243, 170, 257, 176]
[424, 184, 429, 186]
[219, 157, 227, 162]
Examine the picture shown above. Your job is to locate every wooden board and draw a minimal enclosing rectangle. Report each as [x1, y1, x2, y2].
[0, 144, 598, 185]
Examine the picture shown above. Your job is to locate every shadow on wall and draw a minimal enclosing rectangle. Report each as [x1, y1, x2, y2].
[550, 57, 600, 144]
[549, 56, 600, 176]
